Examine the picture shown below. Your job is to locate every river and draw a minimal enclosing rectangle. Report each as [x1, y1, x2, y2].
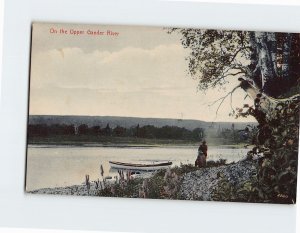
[25, 145, 250, 191]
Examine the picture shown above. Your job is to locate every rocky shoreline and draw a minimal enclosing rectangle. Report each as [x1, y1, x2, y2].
[28, 159, 258, 200]
[179, 159, 258, 201]
[27, 172, 153, 196]
[28, 183, 99, 196]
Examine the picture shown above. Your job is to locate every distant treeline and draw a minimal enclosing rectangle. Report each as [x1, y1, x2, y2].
[28, 124, 206, 141]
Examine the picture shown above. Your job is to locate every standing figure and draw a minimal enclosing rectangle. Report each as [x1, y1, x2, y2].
[195, 141, 208, 167]
[198, 140, 208, 158]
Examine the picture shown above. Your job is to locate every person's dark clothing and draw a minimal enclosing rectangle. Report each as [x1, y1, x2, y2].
[198, 144, 208, 157]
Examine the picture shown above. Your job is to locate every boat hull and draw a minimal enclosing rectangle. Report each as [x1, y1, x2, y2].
[109, 161, 172, 171]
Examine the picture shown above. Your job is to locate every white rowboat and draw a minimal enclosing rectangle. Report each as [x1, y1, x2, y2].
[109, 161, 172, 171]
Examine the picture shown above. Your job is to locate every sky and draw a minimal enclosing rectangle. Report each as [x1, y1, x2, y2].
[29, 23, 255, 122]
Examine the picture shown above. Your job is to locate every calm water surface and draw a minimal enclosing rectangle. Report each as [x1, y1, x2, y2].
[26, 145, 249, 191]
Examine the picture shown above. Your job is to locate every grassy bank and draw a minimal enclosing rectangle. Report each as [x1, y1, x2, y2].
[96, 159, 229, 199]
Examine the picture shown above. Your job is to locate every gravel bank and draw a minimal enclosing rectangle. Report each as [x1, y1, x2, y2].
[28, 173, 153, 196]
[179, 160, 258, 201]
[28, 183, 99, 196]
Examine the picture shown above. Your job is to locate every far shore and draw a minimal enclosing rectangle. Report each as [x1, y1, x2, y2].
[27, 135, 249, 148]
[27, 142, 249, 149]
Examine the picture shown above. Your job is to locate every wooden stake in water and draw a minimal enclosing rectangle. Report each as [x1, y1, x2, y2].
[100, 164, 104, 177]
[85, 174, 90, 195]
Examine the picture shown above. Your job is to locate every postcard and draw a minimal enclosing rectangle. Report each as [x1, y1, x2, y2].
[26, 23, 299, 204]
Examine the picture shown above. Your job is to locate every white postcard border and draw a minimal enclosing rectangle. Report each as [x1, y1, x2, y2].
[0, 0, 299, 233]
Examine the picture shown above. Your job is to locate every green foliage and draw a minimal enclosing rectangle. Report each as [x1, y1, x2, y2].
[96, 161, 232, 200]
[28, 124, 75, 136]
[97, 178, 143, 198]
[78, 124, 89, 135]
[212, 97, 299, 203]
[238, 97, 299, 203]
[170, 164, 200, 176]
[169, 29, 250, 90]
[169, 27, 300, 203]
[145, 175, 165, 199]
[212, 175, 257, 202]
[170, 29, 300, 97]
[206, 159, 227, 168]
[28, 123, 205, 141]
[255, 101, 298, 203]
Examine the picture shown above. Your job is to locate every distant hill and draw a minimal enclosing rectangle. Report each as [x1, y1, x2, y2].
[28, 115, 257, 131]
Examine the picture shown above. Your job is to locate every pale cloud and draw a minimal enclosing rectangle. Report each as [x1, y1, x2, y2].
[31, 43, 189, 91]
[29, 23, 255, 122]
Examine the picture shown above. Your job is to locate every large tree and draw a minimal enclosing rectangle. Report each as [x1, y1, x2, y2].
[170, 28, 300, 203]
[169, 29, 300, 121]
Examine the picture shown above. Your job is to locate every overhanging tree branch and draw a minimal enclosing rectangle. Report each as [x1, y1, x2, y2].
[208, 85, 240, 117]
